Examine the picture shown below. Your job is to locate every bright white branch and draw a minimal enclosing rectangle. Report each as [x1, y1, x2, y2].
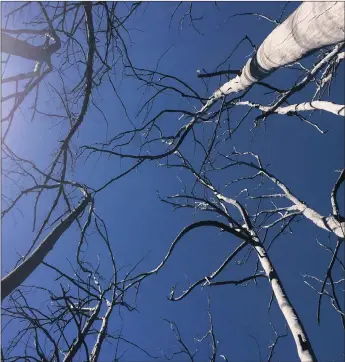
[319, 51, 345, 87]
[236, 101, 345, 117]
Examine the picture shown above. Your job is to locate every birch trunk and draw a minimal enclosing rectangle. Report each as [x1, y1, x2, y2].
[1, 197, 90, 301]
[213, 2, 345, 98]
[255, 243, 317, 361]
[201, 183, 317, 360]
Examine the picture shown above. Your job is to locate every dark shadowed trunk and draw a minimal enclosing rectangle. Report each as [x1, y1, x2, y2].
[1, 31, 61, 62]
[1, 197, 90, 301]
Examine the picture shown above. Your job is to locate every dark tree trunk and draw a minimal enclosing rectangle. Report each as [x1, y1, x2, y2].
[1, 197, 90, 301]
[1, 32, 61, 62]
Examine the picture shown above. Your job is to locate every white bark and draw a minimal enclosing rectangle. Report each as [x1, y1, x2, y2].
[195, 177, 317, 360]
[90, 303, 113, 362]
[213, 2, 345, 98]
[320, 52, 345, 87]
[255, 243, 317, 361]
[236, 101, 345, 117]
[298, 207, 345, 239]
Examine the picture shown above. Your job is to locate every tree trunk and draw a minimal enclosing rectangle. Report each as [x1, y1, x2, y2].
[63, 304, 102, 362]
[1, 197, 90, 301]
[201, 183, 317, 360]
[213, 2, 345, 97]
[90, 302, 113, 362]
[1, 32, 47, 61]
[255, 243, 317, 361]
[1, 31, 61, 62]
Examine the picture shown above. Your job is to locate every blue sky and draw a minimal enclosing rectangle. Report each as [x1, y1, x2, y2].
[2, 2, 344, 361]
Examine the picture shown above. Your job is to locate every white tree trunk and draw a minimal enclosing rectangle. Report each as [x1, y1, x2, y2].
[198, 182, 318, 360]
[255, 244, 317, 361]
[213, 2, 345, 98]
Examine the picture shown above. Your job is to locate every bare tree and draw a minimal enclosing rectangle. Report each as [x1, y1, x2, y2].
[1, 1, 143, 298]
[155, 151, 317, 361]
[2, 2, 344, 361]
[81, 2, 344, 165]
[160, 299, 221, 362]
[1, 212, 158, 361]
[1, 2, 157, 360]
